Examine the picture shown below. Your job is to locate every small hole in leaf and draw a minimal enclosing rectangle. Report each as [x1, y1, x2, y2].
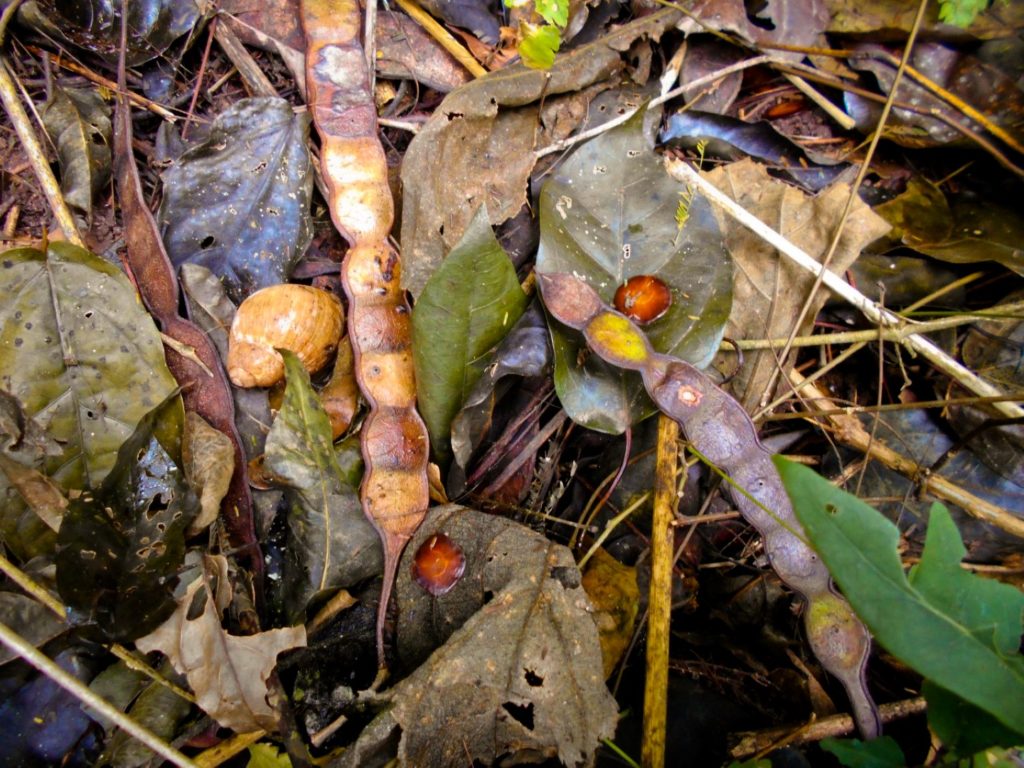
[200, 236, 216, 249]
[482, 590, 494, 604]
[826, 503, 839, 516]
[524, 669, 543, 687]
[502, 702, 534, 730]
[84, 310, 94, 319]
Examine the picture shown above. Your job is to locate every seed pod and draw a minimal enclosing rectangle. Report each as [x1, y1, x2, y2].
[228, 284, 344, 387]
[613, 275, 672, 324]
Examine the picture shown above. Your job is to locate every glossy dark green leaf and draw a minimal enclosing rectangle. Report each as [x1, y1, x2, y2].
[23, 0, 202, 65]
[40, 86, 112, 223]
[536, 108, 731, 433]
[778, 459, 1024, 736]
[0, 243, 178, 559]
[264, 351, 381, 624]
[55, 397, 198, 642]
[412, 206, 528, 464]
[159, 98, 313, 302]
[820, 736, 906, 768]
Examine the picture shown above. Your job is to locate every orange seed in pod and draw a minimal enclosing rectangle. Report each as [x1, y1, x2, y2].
[412, 533, 466, 596]
[614, 275, 672, 324]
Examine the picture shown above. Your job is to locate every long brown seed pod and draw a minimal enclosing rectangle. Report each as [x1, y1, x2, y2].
[301, 0, 430, 665]
[538, 271, 881, 739]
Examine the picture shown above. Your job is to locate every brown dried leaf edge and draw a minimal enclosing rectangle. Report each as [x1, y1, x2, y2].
[301, 0, 429, 663]
[538, 272, 881, 739]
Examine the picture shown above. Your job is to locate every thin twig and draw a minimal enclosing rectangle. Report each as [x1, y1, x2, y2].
[0, 56, 83, 244]
[642, 415, 678, 768]
[665, 158, 1024, 422]
[790, 370, 1024, 540]
[391, 0, 488, 78]
[0, 622, 199, 768]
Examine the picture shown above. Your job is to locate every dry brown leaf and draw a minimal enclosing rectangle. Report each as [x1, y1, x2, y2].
[704, 159, 890, 411]
[136, 557, 306, 732]
[183, 412, 235, 536]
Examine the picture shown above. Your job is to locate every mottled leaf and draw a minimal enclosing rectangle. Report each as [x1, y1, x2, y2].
[136, 557, 306, 732]
[159, 97, 313, 302]
[100, 672, 193, 768]
[264, 351, 381, 624]
[40, 86, 111, 223]
[0, 243, 178, 559]
[536, 109, 732, 433]
[0, 592, 66, 665]
[581, 548, 639, 678]
[55, 396, 197, 641]
[343, 505, 618, 767]
[413, 206, 528, 465]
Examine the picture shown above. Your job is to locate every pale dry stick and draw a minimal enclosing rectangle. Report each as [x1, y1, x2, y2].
[642, 415, 679, 768]
[391, 0, 488, 78]
[733, 299, 1024, 349]
[193, 730, 265, 768]
[761, 0, 931, 407]
[780, 72, 856, 130]
[0, 54, 82, 244]
[0, 621, 199, 768]
[212, 19, 278, 97]
[789, 369, 1024, 540]
[535, 55, 774, 159]
[754, 271, 990, 420]
[665, 158, 1024, 422]
[729, 698, 927, 761]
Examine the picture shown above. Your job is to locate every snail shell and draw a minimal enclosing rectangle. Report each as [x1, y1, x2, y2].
[228, 284, 344, 387]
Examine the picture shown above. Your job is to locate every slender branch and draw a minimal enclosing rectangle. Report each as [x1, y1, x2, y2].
[665, 158, 1024, 421]
[0, 621, 199, 768]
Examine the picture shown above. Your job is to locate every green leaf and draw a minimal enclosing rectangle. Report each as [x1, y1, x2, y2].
[412, 205, 528, 464]
[0, 242, 178, 559]
[536, 0, 569, 28]
[820, 736, 906, 768]
[775, 458, 1024, 737]
[264, 351, 381, 624]
[55, 396, 197, 641]
[40, 86, 112, 223]
[519, 23, 561, 69]
[247, 743, 293, 768]
[938, 0, 990, 27]
[536, 108, 731, 433]
[924, 681, 1024, 755]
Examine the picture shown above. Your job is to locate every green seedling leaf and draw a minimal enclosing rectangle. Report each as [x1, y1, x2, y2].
[536, 108, 731, 433]
[55, 396, 197, 642]
[519, 22, 561, 69]
[776, 458, 1024, 736]
[160, 97, 314, 302]
[247, 743, 294, 768]
[0, 242, 178, 560]
[41, 86, 112, 223]
[412, 205, 528, 465]
[924, 680, 1024, 755]
[536, 0, 569, 27]
[264, 351, 382, 624]
[820, 736, 906, 768]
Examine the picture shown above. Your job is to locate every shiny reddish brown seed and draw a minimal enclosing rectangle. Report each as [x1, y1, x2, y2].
[614, 275, 672, 324]
[412, 533, 466, 596]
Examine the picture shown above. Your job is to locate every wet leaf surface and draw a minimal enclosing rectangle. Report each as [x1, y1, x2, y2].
[341, 505, 618, 767]
[159, 97, 313, 303]
[21, 0, 202, 64]
[0, 243, 178, 559]
[413, 206, 528, 465]
[55, 396, 197, 641]
[536, 109, 732, 433]
[264, 351, 382, 623]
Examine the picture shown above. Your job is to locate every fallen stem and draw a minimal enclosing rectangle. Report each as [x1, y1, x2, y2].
[666, 158, 1024, 422]
[0, 621, 199, 768]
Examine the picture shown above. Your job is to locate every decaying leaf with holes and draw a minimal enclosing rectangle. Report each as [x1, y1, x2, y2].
[301, 0, 430, 664]
[537, 271, 881, 739]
